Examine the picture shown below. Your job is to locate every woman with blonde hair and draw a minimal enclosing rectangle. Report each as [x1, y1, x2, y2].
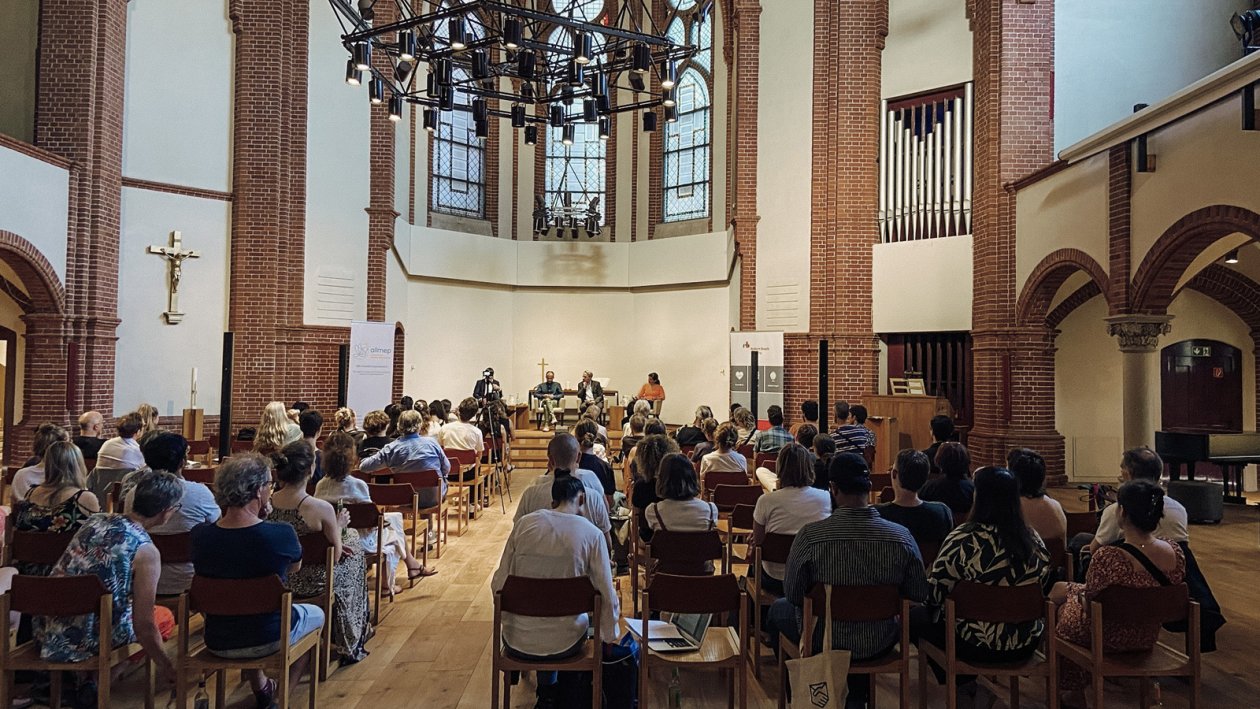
[732, 406, 757, 445]
[136, 402, 161, 446]
[12, 441, 101, 575]
[333, 407, 365, 446]
[254, 401, 301, 456]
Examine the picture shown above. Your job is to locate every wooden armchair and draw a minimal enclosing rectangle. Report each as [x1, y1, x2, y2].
[391, 470, 447, 558]
[639, 573, 746, 709]
[295, 533, 336, 680]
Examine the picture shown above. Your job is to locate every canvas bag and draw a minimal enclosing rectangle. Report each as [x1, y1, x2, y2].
[786, 585, 852, 709]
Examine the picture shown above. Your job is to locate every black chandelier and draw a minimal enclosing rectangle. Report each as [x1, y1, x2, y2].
[329, 0, 700, 141]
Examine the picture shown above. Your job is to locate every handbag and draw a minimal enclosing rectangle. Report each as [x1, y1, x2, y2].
[786, 585, 852, 709]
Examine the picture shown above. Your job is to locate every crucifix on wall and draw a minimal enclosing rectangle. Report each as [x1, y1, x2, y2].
[147, 230, 200, 324]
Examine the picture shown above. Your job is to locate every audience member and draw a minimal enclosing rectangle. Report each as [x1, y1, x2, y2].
[914, 467, 1051, 703]
[35, 469, 181, 692]
[1087, 447, 1187, 554]
[12, 423, 70, 500]
[790, 400, 820, 436]
[532, 370, 563, 431]
[442, 398, 455, 422]
[919, 442, 975, 519]
[427, 400, 448, 434]
[1008, 448, 1066, 542]
[192, 454, 324, 707]
[255, 400, 302, 455]
[299, 408, 325, 483]
[384, 403, 403, 437]
[699, 422, 748, 480]
[94, 411, 147, 474]
[923, 415, 955, 476]
[575, 419, 616, 497]
[689, 418, 719, 463]
[620, 414, 647, 463]
[438, 397, 486, 455]
[333, 407, 366, 446]
[643, 419, 666, 437]
[794, 423, 819, 451]
[645, 453, 719, 535]
[73, 410, 106, 458]
[576, 371, 605, 421]
[751, 405, 793, 454]
[732, 407, 757, 444]
[876, 449, 954, 558]
[623, 399, 652, 435]
[268, 441, 371, 665]
[674, 406, 713, 447]
[361, 410, 451, 508]
[767, 452, 928, 708]
[831, 401, 876, 464]
[12, 441, 100, 576]
[751, 444, 832, 596]
[358, 410, 393, 456]
[811, 435, 836, 492]
[630, 434, 679, 542]
[515, 433, 611, 540]
[491, 475, 619, 709]
[1052, 479, 1185, 706]
[135, 402, 162, 447]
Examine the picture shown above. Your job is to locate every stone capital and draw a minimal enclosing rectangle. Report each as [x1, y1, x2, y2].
[1105, 315, 1172, 353]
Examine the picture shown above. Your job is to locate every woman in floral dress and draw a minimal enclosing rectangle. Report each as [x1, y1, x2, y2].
[267, 440, 372, 664]
[11, 441, 101, 576]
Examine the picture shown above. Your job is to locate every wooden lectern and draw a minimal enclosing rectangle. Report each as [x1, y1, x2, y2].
[182, 408, 204, 442]
[862, 395, 952, 454]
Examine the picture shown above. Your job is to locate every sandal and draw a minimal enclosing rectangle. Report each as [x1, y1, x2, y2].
[408, 566, 439, 580]
[254, 678, 277, 709]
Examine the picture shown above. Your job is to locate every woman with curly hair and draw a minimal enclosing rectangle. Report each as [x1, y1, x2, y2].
[254, 401, 301, 456]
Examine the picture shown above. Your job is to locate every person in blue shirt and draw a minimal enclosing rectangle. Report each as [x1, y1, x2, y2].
[360, 410, 452, 506]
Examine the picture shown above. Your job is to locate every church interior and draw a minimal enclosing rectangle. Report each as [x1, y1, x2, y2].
[2, 0, 1260, 706]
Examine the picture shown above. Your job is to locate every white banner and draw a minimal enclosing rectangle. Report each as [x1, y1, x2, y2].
[348, 321, 396, 426]
[729, 331, 785, 417]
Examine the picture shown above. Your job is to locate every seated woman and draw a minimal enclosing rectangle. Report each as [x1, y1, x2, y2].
[35, 469, 182, 694]
[574, 419, 616, 499]
[315, 431, 436, 590]
[731, 407, 757, 446]
[254, 400, 303, 456]
[192, 454, 324, 707]
[645, 453, 719, 534]
[426, 400, 447, 435]
[674, 406, 713, 448]
[1051, 479, 1185, 708]
[333, 407, 366, 446]
[811, 435, 837, 491]
[689, 417, 719, 463]
[357, 410, 393, 457]
[700, 422, 749, 482]
[919, 442, 976, 520]
[914, 467, 1051, 704]
[12, 423, 71, 501]
[1008, 447, 1067, 542]
[635, 372, 666, 412]
[751, 444, 832, 597]
[268, 441, 372, 665]
[12, 441, 101, 576]
[622, 399, 652, 436]
[630, 435, 678, 543]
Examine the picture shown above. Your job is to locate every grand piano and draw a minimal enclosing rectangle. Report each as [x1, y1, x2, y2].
[1155, 430, 1260, 504]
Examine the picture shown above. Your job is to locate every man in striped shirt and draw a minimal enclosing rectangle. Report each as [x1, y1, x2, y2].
[767, 452, 928, 709]
[831, 401, 876, 464]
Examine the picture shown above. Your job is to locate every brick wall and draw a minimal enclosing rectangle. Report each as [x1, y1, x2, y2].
[730, 0, 760, 331]
[366, 1, 399, 321]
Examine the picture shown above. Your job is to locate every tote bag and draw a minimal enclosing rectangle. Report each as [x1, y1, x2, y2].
[786, 585, 852, 709]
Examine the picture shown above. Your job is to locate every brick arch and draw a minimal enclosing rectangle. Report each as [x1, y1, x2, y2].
[1132, 205, 1260, 316]
[0, 230, 65, 315]
[1183, 264, 1260, 331]
[1015, 248, 1109, 328]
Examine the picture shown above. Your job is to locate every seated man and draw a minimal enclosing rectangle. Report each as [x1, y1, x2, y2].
[830, 401, 876, 465]
[36, 469, 182, 692]
[768, 453, 928, 709]
[87, 412, 148, 500]
[438, 398, 487, 457]
[875, 449, 953, 558]
[491, 475, 619, 709]
[298, 408, 325, 483]
[923, 415, 955, 477]
[73, 410, 106, 458]
[751, 405, 793, 454]
[516, 433, 611, 542]
[789, 400, 819, 437]
[362, 410, 452, 507]
[576, 371, 605, 421]
[533, 370, 564, 432]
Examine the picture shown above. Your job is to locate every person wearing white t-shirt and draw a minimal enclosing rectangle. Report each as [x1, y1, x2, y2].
[1088, 446, 1189, 554]
[437, 398, 487, 454]
[516, 433, 612, 541]
[700, 422, 748, 481]
[645, 454, 719, 533]
[752, 444, 832, 596]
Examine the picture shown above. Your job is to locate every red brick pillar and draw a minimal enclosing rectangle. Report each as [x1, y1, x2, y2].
[15, 313, 72, 460]
[730, 0, 761, 331]
[34, 0, 129, 416]
[967, 0, 1061, 471]
[366, 4, 398, 322]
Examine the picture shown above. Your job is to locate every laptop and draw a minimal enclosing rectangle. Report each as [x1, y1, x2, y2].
[626, 613, 713, 653]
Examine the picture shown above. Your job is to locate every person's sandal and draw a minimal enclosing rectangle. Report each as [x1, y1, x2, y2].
[253, 678, 277, 709]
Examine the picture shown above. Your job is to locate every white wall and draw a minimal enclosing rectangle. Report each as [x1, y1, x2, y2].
[1014, 152, 1109, 295]
[305, 0, 370, 325]
[871, 236, 973, 333]
[0, 147, 69, 284]
[115, 188, 230, 415]
[1055, 0, 1249, 153]
[123, 0, 234, 191]
[882, 0, 971, 99]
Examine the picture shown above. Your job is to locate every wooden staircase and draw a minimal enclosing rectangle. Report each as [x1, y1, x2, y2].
[511, 421, 623, 473]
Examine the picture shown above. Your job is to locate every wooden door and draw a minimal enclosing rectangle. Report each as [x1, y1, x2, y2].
[1161, 339, 1242, 432]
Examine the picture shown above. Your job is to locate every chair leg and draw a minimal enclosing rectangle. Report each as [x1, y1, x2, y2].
[308, 646, 319, 709]
[592, 652, 603, 709]
[145, 656, 156, 709]
[491, 668, 500, 709]
[868, 674, 877, 708]
[0, 670, 9, 709]
[1009, 676, 1020, 709]
[100, 667, 111, 709]
[215, 670, 227, 708]
[277, 658, 291, 709]
[918, 653, 928, 709]
[50, 671, 62, 709]
[778, 648, 788, 709]
[901, 665, 910, 709]
[946, 667, 956, 709]
[738, 662, 748, 709]
[1139, 678, 1149, 709]
[1092, 673, 1105, 709]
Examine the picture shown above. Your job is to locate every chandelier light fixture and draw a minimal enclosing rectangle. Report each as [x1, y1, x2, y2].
[329, 0, 699, 140]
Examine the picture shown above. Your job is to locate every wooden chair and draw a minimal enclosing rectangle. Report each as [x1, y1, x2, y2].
[491, 576, 603, 709]
[188, 439, 212, 464]
[680, 444, 695, 459]
[745, 532, 795, 678]
[640, 573, 747, 709]
[879, 486, 896, 503]
[177, 575, 321, 709]
[345, 502, 389, 624]
[916, 581, 1057, 709]
[230, 439, 253, 454]
[182, 466, 216, 486]
[753, 452, 777, 472]
[350, 469, 373, 484]
[1053, 584, 1199, 709]
[712, 484, 763, 516]
[0, 575, 154, 709]
[919, 540, 942, 569]
[391, 469, 448, 558]
[104, 480, 125, 513]
[296, 533, 337, 680]
[718, 502, 757, 575]
[870, 472, 892, 502]
[702, 470, 752, 501]
[779, 584, 913, 709]
[1065, 510, 1099, 538]
[645, 530, 724, 581]
[367, 482, 423, 558]
[444, 449, 483, 533]
[1043, 535, 1072, 581]
[5, 529, 75, 568]
[629, 505, 648, 616]
[151, 532, 194, 613]
[737, 444, 754, 459]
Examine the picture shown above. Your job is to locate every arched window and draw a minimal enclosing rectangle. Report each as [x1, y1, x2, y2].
[662, 2, 711, 222]
[431, 7, 487, 219]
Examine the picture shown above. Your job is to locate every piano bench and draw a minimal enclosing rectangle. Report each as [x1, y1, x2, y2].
[1167, 480, 1224, 524]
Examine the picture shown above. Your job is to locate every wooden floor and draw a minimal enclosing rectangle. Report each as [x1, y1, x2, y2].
[105, 471, 1260, 708]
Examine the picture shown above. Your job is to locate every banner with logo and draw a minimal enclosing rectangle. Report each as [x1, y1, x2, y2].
[348, 321, 396, 425]
[730, 331, 784, 418]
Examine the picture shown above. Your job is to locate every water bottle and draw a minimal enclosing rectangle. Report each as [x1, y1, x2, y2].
[668, 668, 682, 708]
[193, 680, 210, 709]
[1152, 681, 1163, 707]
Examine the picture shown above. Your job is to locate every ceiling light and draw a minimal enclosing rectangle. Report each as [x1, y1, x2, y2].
[504, 17, 523, 49]
[398, 30, 416, 61]
[345, 59, 362, 85]
[524, 125, 538, 145]
[598, 117, 610, 140]
[642, 111, 657, 132]
[550, 105, 564, 128]
[583, 98, 597, 122]
[562, 124, 575, 145]
[574, 32, 593, 65]
[628, 72, 645, 92]
[1226, 249, 1240, 264]
[423, 107, 438, 132]
[518, 51, 536, 80]
[632, 43, 651, 74]
[369, 78, 385, 104]
[388, 95, 403, 121]
[449, 17, 467, 50]
[438, 85, 454, 111]
[475, 118, 489, 141]
[660, 60, 677, 89]
[473, 97, 487, 122]
[352, 42, 372, 71]
[511, 104, 526, 128]
[472, 50, 490, 79]
[662, 87, 675, 107]
[664, 104, 677, 123]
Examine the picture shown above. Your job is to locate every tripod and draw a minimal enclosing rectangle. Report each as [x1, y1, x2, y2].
[478, 389, 512, 513]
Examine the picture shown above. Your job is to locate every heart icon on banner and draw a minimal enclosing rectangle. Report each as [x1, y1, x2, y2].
[735, 371, 744, 380]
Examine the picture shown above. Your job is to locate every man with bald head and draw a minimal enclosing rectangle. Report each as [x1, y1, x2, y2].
[73, 410, 106, 457]
[514, 432, 611, 543]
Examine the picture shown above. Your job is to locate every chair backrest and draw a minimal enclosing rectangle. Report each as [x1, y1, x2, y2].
[760, 532, 795, 565]
[368, 482, 417, 507]
[645, 573, 741, 614]
[9, 575, 108, 616]
[345, 501, 382, 529]
[648, 530, 724, 574]
[10, 530, 75, 567]
[1065, 510, 1099, 538]
[918, 540, 942, 568]
[869, 472, 892, 493]
[1094, 583, 1189, 625]
[190, 574, 286, 615]
[680, 445, 695, 458]
[392, 469, 443, 492]
[298, 532, 334, 566]
[950, 580, 1046, 624]
[730, 503, 756, 530]
[499, 575, 597, 617]
[151, 531, 194, 564]
[1043, 535, 1068, 576]
[878, 486, 895, 504]
[445, 448, 478, 467]
[182, 466, 215, 485]
[806, 583, 901, 622]
[230, 439, 253, 453]
[703, 470, 750, 496]
[736, 444, 754, 459]
[754, 453, 777, 471]
[105, 480, 123, 513]
[350, 469, 373, 483]
[711, 484, 763, 512]
[188, 440, 211, 456]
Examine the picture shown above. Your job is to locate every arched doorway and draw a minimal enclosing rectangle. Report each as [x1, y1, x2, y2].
[1161, 339, 1242, 432]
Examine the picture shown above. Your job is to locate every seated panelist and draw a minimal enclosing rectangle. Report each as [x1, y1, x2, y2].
[576, 370, 605, 420]
[533, 370, 564, 432]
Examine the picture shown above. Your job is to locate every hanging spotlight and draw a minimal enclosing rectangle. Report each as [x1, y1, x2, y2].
[369, 77, 385, 104]
[562, 124, 575, 145]
[425, 71, 438, 97]
[664, 104, 677, 123]
[504, 17, 523, 49]
[345, 59, 362, 86]
[598, 116, 610, 140]
[435, 57, 452, 85]
[574, 32, 594, 65]
[394, 61, 413, 83]
[524, 125, 538, 145]
[388, 95, 403, 121]
[518, 51, 536, 80]
[632, 43, 652, 73]
[475, 118, 489, 141]
[398, 30, 417, 61]
[567, 60, 585, 87]
[473, 97, 488, 122]
[596, 93, 611, 114]
[472, 49, 490, 79]
[583, 98, 597, 122]
[352, 42, 372, 71]
[1226, 249, 1241, 264]
[592, 72, 608, 97]
[628, 72, 645, 92]
[561, 86, 574, 106]
[423, 107, 438, 132]
[660, 60, 677, 89]
[511, 104, 526, 128]
[520, 82, 535, 100]
[550, 105, 565, 128]
[439, 85, 455, 111]
[642, 111, 657, 132]
[662, 87, 675, 107]
[449, 17, 467, 50]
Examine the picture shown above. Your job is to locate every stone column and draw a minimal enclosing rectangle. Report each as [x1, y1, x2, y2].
[1106, 315, 1172, 450]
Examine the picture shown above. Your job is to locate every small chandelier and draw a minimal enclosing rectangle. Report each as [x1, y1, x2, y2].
[330, 0, 698, 139]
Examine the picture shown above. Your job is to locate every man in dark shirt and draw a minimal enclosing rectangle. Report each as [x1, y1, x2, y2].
[831, 401, 876, 464]
[73, 410, 106, 458]
[533, 370, 564, 431]
[922, 414, 955, 476]
[875, 449, 954, 560]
